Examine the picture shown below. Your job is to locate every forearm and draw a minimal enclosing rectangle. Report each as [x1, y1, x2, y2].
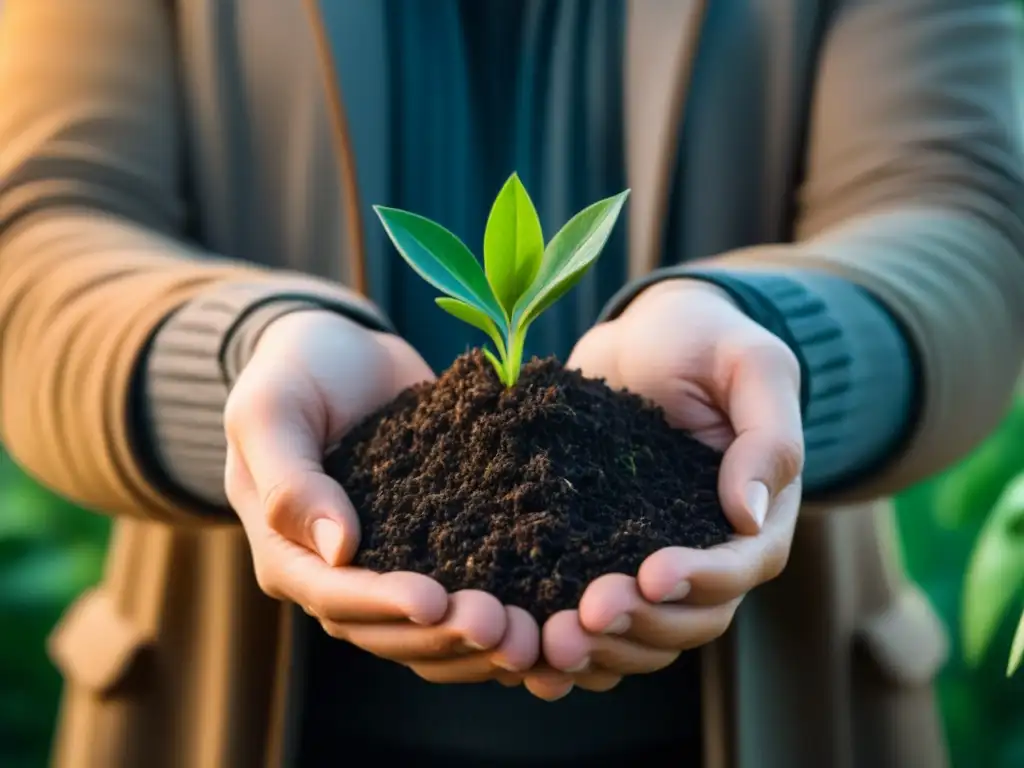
[0, 205, 390, 525]
[604, 194, 1024, 502]
[698, 202, 1023, 502]
[0, 0, 392, 525]
[607, 0, 1024, 502]
[0, 208, 262, 521]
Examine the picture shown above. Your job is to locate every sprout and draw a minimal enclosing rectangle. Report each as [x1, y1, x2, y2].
[374, 173, 629, 387]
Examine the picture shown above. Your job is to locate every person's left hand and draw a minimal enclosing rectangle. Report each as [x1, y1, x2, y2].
[522, 278, 805, 700]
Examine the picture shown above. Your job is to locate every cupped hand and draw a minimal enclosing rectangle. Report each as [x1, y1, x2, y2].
[526, 279, 804, 698]
[224, 310, 540, 683]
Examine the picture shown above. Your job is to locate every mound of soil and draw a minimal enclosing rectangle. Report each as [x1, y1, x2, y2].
[324, 351, 731, 622]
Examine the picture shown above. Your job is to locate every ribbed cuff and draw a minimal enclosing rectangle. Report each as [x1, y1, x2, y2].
[599, 268, 918, 494]
[137, 282, 393, 517]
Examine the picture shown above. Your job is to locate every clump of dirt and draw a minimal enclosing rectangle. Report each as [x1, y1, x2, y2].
[324, 350, 731, 622]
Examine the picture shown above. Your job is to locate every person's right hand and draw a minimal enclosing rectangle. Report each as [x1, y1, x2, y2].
[224, 310, 540, 684]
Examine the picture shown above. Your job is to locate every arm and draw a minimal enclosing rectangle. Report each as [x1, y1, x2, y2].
[604, 0, 1024, 501]
[0, 0, 387, 525]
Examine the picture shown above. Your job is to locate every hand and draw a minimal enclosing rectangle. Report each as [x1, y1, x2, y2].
[224, 310, 540, 684]
[525, 279, 803, 699]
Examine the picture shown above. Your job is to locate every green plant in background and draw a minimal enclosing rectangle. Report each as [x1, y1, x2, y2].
[960, 466, 1024, 678]
[1009, 610, 1023, 677]
[375, 173, 629, 386]
[0, 449, 108, 768]
[896, 382, 1024, 768]
[947, 379, 1024, 680]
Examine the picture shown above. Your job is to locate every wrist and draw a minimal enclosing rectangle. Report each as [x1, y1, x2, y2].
[226, 302, 333, 385]
[249, 306, 386, 365]
[621, 277, 742, 318]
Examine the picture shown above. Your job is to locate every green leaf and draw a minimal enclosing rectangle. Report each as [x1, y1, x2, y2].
[1009, 608, 1024, 676]
[962, 471, 1024, 666]
[374, 206, 506, 329]
[512, 189, 629, 329]
[482, 348, 508, 385]
[483, 173, 544, 317]
[435, 297, 507, 359]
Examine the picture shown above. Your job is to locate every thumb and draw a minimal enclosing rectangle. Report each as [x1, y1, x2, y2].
[226, 386, 361, 567]
[717, 347, 804, 535]
[567, 322, 624, 386]
[258, 463, 362, 568]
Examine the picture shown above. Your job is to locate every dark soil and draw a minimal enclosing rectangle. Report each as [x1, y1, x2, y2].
[324, 351, 731, 622]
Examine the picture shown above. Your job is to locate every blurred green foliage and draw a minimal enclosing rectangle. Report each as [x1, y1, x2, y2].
[0, 392, 1022, 767]
[895, 386, 1024, 768]
[0, 452, 109, 768]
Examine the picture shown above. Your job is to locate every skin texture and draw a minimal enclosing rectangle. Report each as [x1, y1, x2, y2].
[224, 311, 541, 684]
[227, 278, 803, 701]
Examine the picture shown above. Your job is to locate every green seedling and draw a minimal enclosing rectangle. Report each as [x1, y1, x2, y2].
[374, 173, 629, 387]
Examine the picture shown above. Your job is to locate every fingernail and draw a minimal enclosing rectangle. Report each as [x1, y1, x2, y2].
[662, 581, 691, 603]
[464, 638, 489, 651]
[604, 615, 631, 635]
[311, 519, 344, 565]
[564, 656, 590, 673]
[493, 657, 519, 672]
[745, 482, 770, 529]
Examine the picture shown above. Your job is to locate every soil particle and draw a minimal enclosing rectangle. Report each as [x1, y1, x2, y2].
[324, 350, 731, 622]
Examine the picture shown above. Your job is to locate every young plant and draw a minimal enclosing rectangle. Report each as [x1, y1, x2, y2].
[373, 173, 629, 387]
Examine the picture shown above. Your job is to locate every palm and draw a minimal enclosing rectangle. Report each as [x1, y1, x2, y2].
[568, 314, 735, 452]
[263, 312, 434, 444]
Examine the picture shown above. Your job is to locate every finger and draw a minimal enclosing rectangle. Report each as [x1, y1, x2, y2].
[717, 342, 804, 534]
[226, 374, 358, 566]
[323, 590, 506, 661]
[577, 574, 643, 634]
[542, 610, 677, 675]
[492, 606, 542, 673]
[234, 445, 450, 626]
[579, 574, 739, 651]
[275, 555, 448, 624]
[407, 654, 503, 684]
[572, 670, 623, 693]
[589, 637, 679, 675]
[602, 601, 739, 651]
[523, 667, 575, 701]
[406, 606, 540, 683]
[566, 323, 624, 387]
[495, 671, 524, 687]
[542, 611, 594, 673]
[636, 483, 801, 606]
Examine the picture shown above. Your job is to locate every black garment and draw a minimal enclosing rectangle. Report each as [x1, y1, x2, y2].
[295, 614, 702, 767]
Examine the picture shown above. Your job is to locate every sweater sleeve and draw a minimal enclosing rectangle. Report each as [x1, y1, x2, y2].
[604, 0, 1024, 503]
[0, 0, 388, 525]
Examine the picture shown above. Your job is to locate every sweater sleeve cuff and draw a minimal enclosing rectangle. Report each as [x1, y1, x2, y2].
[598, 268, 920, 494]
[136, 281, 394, 519]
